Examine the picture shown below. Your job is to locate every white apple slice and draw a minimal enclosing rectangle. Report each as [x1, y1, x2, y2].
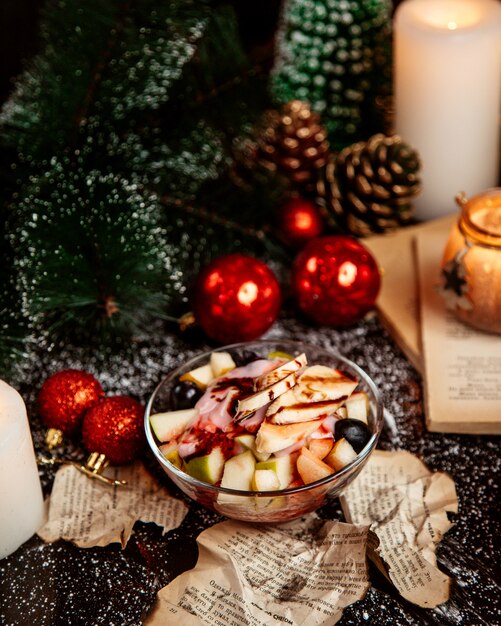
[150, 408, 198, 442]
[256, 455, 294, 489]
[251, 469, 280, 491]
[344, 391, 369, 424]
[255, 419, 323, 454]
[234, 372, 296, 422]
[253, 353, 307, 391]
[295, 365, 358, 402]
[324, 438, 358, 471]
[179, 363, 214, 389]
[210, 351, 236, 378]
[296, 447, 333, 484]
[185, 446, 225, 485]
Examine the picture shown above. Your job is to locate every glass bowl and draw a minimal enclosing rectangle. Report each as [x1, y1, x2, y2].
[144, 339, 384, 523]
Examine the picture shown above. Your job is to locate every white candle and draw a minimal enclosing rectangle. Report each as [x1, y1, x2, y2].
[0, 380, 45, 559]
[394, 0, 501, 221]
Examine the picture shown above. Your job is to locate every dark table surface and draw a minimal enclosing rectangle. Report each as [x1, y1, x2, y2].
[0, 311, 499, 626]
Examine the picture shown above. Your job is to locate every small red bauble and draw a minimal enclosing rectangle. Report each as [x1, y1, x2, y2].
[291, 235, 381, 326]
[82, 396, 145, 465]
[277, 197, 324, 248]
[193, 253, 281, 344]
[38, 369, 104, 435]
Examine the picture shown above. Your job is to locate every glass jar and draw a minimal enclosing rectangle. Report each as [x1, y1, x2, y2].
[441, 188, 501, 333]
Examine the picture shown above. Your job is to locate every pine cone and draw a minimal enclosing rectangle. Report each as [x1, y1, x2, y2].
[256, 100, 330, 190]
[317, 134, 421, 236]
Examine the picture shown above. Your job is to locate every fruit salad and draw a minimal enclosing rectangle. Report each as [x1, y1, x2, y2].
[149, 350, 373, 493]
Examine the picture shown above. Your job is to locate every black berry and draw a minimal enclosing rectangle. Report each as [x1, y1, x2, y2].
[171, 380, 203, 410]
[334, 419, 372, 453]
[232, 350, 260, 367]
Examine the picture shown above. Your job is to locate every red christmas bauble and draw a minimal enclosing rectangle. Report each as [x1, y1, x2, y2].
[291, 235, 381, 326]
[81, 396, 145, 465]
[38, 369, 104, 435]
[277, 197, 324, 248]
[193, 253, 281, 344]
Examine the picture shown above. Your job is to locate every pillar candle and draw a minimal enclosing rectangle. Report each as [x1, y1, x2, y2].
[0, 380, 45, 559]
[394, 0, 501, 221]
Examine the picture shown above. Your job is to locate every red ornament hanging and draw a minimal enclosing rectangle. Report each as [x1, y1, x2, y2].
[192, 253, 282, 344]
[277, 197, 324, 249]
[81, 396, 145, 465]
[38, 369, 104, 448]
[291, 235, 381, 326]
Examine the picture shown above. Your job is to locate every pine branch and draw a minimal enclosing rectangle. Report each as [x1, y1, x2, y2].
[1, 0, 284, 354]
[10, 156, 170, 343]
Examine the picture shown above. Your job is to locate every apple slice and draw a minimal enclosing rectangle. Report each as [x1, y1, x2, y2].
[217, 450, 257, 505]
[159, 442, 182, 468]
[185, 446, 225, 485]
[308, 438, 334, 460]
[324, 438, 358, 471]
[210, 351, 236, 378]
[179, 363, 214, 389]
[268, 396, 346, 424]
[295, 365, 358, 402]
[335, 406, 348, 419]
[234, 372, 296, 422]
[234, 434, 270, 462]
[255, 455, 294, 489]
[344, 391, 369, 424]
[220, 450, 256, 491]
[251, 469, 280, 491]
[150, 408, 198, 442]
[296, 447, 333, 484]
[253, 353, 307, 392]
[255, 419, 323, 454]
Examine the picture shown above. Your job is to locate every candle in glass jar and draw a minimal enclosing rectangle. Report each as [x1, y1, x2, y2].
[394, 0, 501, 221]
[0, 380, 45, 559]
[442, 188, 501, 333]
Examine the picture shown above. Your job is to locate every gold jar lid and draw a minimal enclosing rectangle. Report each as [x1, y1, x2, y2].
[456, 189, 501, 249]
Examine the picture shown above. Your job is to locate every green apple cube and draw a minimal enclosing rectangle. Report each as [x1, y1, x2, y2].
[234, 433, 255, 450]
[324, 438, 357, 471]
[179, 363, 214, 389]
[210, 351, 236, 378]
[234, 434, 270, 462]
[150, 408, 198, 442]
[256, 455, 293, 489]
[344, 392, 369, 424]
[159, 442, 182, 468]
[252, 469, 280, 491]
[220, 450, 256, 491]
[185, 447, 225, 485]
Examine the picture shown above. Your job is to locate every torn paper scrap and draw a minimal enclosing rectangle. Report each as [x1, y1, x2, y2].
[37, 462, 188, 548]
[145, 514, 370, 626]
[341, 450, 458, 608]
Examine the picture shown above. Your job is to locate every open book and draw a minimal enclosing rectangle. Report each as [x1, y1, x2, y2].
[366, 215, 501, 434]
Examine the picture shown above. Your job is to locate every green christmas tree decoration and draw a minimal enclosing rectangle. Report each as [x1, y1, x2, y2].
[270, 0, 393, 149]
[9, 156, 171, 343]
[0, 0, 274, 358]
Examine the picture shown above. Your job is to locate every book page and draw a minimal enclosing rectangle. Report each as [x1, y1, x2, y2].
[416, 230, 501, 433]
[146, 515, 370, 626]
[341, 450, 458, 608]
[365, 215, 455, 373]
[37, 462, 188, 548]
